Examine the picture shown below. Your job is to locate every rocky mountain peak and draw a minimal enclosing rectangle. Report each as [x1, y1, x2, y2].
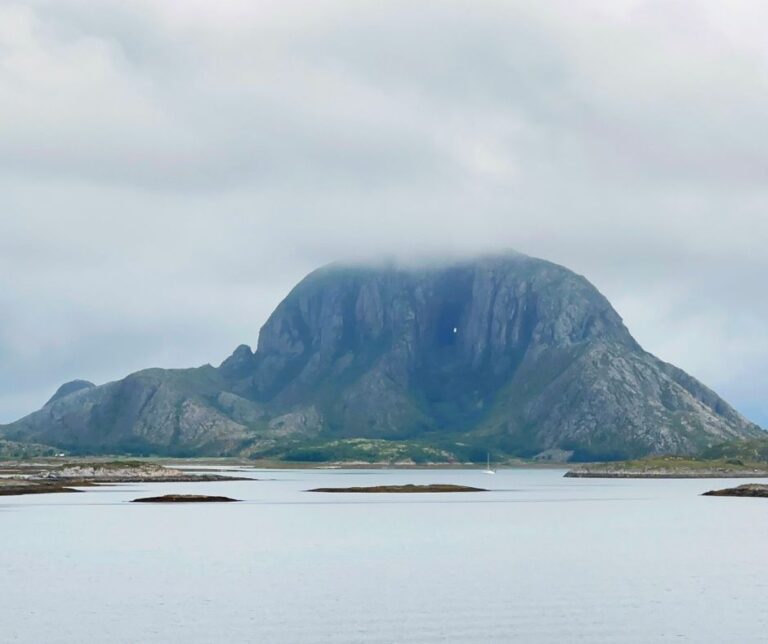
[44, 380, 96, 407]
[219, 344, 256, 379]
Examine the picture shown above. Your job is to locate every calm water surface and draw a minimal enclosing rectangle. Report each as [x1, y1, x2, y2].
[2, 468, 766, 643]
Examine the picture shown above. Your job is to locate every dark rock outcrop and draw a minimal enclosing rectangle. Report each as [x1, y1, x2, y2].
[2, 252, 763, 459]
[703, 484, 768, 498]
[131, 494, 240, 503]
[0, 480, 81, 496]
[308, 484, 487, 493]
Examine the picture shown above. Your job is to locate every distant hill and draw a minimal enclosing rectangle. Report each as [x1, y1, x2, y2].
[1, 252, 762, 461]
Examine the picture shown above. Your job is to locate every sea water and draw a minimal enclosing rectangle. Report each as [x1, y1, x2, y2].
[1, 468, 766, 643]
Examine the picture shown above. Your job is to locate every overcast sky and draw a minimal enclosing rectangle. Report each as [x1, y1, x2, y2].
[2, 0, 768, 426]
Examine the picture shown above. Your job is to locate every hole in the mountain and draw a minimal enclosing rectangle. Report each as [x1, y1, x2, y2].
[436, 302, 462, 347]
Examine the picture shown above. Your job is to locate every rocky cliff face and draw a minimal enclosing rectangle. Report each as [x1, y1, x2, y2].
[2, 252, 762, 459]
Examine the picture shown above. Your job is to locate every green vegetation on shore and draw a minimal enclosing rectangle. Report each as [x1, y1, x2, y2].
[0, 439, 65, 459]
[566, 454, 768, 478]
[566, 437, 768, 478]
[700, 437, 768, 463]
[261, 437, 517, 465]
[276, 438, 459, 464]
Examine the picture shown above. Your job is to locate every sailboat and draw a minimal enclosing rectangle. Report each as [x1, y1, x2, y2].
[483, 452, 496, 475]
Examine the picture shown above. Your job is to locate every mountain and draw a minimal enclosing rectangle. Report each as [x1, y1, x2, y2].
[1, 252, 762, 461]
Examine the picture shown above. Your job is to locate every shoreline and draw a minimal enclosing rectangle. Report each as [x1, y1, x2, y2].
[0, 461, 255, 496]
[0, 456, 569, 472]
[565, 471, 768, 479]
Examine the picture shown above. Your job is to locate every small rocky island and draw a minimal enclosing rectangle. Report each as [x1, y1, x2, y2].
[0, 480, 81, 496]
[307, 484, 487, 493]
[703, 484, 768, 498]
[565, 457, 768, 479]
[132, 494, 240, 503]
[38, 461, 249, 483]
[0, 460, 252, 496]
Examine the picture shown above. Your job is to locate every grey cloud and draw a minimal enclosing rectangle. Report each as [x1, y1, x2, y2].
[2, 0, 768, 426]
